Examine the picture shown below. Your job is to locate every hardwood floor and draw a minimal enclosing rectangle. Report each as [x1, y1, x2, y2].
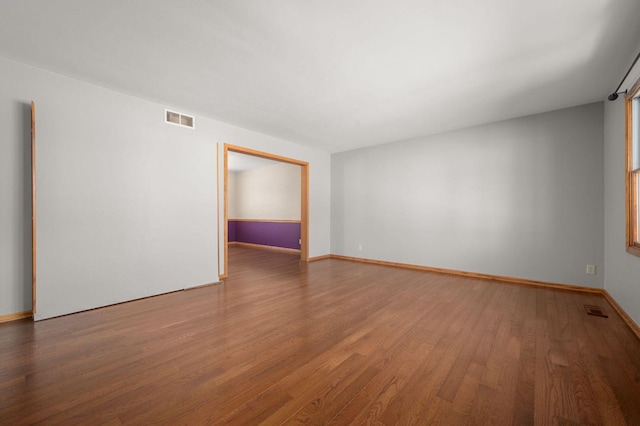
[1, 246, 640, 425]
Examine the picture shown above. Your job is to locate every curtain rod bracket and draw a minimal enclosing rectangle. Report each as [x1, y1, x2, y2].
[608, 50, 640, 101]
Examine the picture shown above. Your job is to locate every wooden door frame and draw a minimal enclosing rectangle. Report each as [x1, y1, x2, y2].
[222, 143, 309, 278]
[31, 101, 37, 316]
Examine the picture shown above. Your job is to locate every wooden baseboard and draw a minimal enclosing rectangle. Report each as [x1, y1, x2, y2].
[329, 254, 640, 342]
[0, 310, 33, 324]
[308, 254, 331, 262]
[229, 219, 301, 223]
[232, 249, 639, 343]
[232, 242, 301, 254]
[7, 252, 636, 343]
[602, 290, 640, 341]
[330, 254, 603, 294]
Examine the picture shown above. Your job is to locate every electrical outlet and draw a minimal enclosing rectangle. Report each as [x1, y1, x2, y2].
[358, 244, 363, 251]
[586, 264, 596, 275]
[298, 239, 301, 245]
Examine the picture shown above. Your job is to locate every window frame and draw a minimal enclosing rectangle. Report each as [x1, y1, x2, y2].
[626, 76, 640, 256]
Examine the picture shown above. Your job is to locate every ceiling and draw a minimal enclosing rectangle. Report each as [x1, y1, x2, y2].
[1, 1, 639, 153]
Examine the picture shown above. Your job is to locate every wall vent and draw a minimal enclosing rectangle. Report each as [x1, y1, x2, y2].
[165, 109, 195, 129]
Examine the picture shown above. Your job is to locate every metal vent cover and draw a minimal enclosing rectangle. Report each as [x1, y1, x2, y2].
[584, 305, 608, 318]
[165, 109, 195, 129]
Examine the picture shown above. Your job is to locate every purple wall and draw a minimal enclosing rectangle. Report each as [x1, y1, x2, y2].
[228, 221, 237, 243]
[228, 220, 301, 250]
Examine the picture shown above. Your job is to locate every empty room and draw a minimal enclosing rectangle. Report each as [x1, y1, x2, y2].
[1, 1, 640, 424]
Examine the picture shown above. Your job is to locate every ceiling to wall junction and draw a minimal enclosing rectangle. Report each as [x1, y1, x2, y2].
[0, 0, 639, 152]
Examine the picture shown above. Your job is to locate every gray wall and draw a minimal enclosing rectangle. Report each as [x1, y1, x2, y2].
[332, 103, 605, 288]
[604, 97, 640, 325]
[0, 56, 331, 319]
[0, 65, 33, 317]
[1, 57, 219, 320]
[8, 50, 638, 324]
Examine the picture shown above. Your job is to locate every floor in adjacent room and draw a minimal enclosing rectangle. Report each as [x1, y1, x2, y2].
[1, 245, 639, 424]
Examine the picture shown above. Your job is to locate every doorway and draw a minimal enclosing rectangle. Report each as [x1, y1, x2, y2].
[223, 144, 309, 278]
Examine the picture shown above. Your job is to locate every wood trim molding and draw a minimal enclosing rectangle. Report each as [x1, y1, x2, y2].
[216, 143, 221, 280]
[31, 101, 37, 314]
[628, 74, 640, 102]
[300, 161, 309, 262]
[233, 241, 301, 254]
[223, 144, 229, 278]
[225, 144, 309, 166]
[329, 254, 640, 342]
[627, 164, 640, 256]
[603, 290, 640, 341]
[626, 94, 635, 253]
[229, 219, 301, 223]
[308, 254, 331, 262]
[626, 78, 640, 257]
[0, 311, 32, 324]
[330, 254, 604, 294]
[223, 143, 310, 277]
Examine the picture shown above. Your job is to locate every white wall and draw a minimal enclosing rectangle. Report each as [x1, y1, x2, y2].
[332, 103, 605, 288]
[0, 57, 218, 320]
[228, 171, 239, 219]
[0, 56, 331, 319]
[0, 63, 32, 317]
[230, 162, 301, 220]
[604, 96, 640, 325]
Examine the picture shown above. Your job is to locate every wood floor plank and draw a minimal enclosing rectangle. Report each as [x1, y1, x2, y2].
[512, 286, 537, 424]
[1, 246, 639, 424]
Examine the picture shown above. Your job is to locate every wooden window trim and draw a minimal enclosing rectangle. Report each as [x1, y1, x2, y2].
[626, 77, 640, 257]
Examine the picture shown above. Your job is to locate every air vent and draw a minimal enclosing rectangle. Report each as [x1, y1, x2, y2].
[584, 305, 608, 318]
[165, 109, 195, 129]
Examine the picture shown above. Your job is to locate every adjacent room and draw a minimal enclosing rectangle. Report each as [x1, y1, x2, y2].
[226, 149, 304, 274]
[1, 1, 640, 423]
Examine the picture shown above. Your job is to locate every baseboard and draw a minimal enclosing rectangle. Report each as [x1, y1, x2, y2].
[0, 310, 33, 324]
[229, 219, 301, 223]
[329, 254, 640, 342]
[330, 254, 603, 294]
[7, 252, 637, 342]
[602, 290, 640, 341]
[232, 241, 301, 254]
[308, 254, 331, 262]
